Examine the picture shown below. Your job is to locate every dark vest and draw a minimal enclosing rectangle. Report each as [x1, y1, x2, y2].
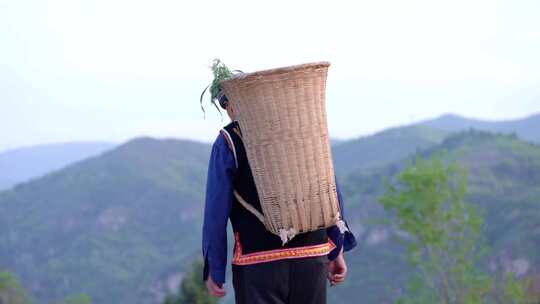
[223, 121, 328, 254]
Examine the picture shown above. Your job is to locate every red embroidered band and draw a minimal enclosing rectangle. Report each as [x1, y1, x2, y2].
[231, 232, 336, 266]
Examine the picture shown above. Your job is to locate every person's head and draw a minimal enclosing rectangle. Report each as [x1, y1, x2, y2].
[218, 89, 235, 120]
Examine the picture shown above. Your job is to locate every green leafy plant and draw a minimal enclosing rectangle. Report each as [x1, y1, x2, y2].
[162, 259, 218, 304]
[380, 155, 532, 304]
[61, 294, 92, 304]
[199, 59, 240, 117]
[0, 271, 32, 304]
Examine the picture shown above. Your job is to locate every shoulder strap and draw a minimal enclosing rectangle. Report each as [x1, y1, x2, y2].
[221, 127, 278, 240]
[220, 128, 238, 169]
[233, 190, 268, 229]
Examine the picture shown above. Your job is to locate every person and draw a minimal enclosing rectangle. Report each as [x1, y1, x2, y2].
[202, 91, 357, 304]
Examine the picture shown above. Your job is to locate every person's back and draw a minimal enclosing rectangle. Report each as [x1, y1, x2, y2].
[202, 94, 357, 304]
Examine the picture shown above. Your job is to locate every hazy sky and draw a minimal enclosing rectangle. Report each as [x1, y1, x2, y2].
[1, 0, 539, 152]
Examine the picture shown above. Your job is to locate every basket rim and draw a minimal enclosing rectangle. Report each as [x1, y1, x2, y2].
[220, 61, 330, 85]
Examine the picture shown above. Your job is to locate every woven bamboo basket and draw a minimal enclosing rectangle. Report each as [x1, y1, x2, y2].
[220, 62, 344, 243]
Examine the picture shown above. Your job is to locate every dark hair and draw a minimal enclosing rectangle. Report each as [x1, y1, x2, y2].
[217, 89, 229, 109]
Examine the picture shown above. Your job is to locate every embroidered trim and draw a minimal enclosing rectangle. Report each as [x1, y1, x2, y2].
[231, 232, 335, 266]
[220, 128, 238, 168]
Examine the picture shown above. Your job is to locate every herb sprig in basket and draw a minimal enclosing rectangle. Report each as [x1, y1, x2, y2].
[200, 59, 242, 117]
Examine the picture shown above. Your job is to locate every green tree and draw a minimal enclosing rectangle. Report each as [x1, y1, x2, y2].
[379, 155, 531, 304]
[62, 294, 92, 304]
[0, 271, 31, 304]
[163, 260, 218, 304]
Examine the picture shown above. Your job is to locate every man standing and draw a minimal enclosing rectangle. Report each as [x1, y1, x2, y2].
[202, 93, 357, 304]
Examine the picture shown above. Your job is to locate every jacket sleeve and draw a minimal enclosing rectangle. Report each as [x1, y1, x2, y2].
[327, 177, 358, 260]
[202, 132, 235, 285]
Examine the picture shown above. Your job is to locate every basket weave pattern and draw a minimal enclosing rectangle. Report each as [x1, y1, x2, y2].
[221, 62, 340, 235]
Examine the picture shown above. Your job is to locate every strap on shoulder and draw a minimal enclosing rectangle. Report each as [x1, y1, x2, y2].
[220, 128, 238, 168]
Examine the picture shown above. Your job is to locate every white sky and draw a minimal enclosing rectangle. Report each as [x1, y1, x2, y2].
[1, 0, 540, 152]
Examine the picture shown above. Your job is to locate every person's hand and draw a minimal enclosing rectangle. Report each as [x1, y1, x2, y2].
[327, 250, 347, 287]
[205, 274, 226, 297]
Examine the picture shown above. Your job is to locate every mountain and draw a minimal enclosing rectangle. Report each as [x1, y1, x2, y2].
[0, 137, 211, 304]
[331, 112, 540, 177]
[332, 130, 540, 303]
[420, 112, 540, 143]
[330, 138, 346, 146]
[0, 141, 117, 191]
[1, 127, 540, 303]
[332, 125, 447, 176]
